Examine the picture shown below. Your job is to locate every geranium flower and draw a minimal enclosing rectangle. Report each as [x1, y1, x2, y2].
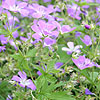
[85, 88, 94, 95]
[61, 25, 76, 34]
[72, 56, 94, 70]
[80, 35, 92, 46]
[2, 0, 29, 16]
[12, 71, 36, 90]
[0, 46, 6, 52]
[62, 42, 82, 55]
[67, 3, 82, 20]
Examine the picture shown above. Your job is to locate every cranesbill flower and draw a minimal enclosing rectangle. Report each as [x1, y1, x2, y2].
[62, 42, 82, 55]
[85, 88, 94, 95]
[55, 62, 63, 69]
[0, 46, 6, 52]
[43, 37, 56, 47]
[2, 0, 29, 16]
[61, 25, 76, 34]
[37, 66, 47, 76]
[72, 56, 94, 70]
[6, 95, 12, 100]
[12, 71, 36, 90]
[80, 35, 92, 46]
[67, 3, 82, 20]
[0, 35, 8, 44]
[55, 62, 65, 73]
[85, 24, 91, 29]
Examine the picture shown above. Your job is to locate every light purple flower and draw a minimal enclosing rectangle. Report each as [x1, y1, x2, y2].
[9, 39, 18, 50]
[80, 35, 92, 46]
[55, 62, 63, 69]
[0, 46, 6, 52]
[55, 62, 65, 73]
[62, 42, 82, 55]
[43, 37, 56, 47]
[0, 35, 8, 44]
[72, 56, 94, 70]
[67, 4, 82, 20]
[43, 0, 51, 2]
[61, 25, 76, 34]
[12, 71, 36, 90]
[31, 20, 59, 46]
[20, 36, 28, 42]
[6, 95, 12, 100]
[2, 0, 29, 16]
[75, 32, 81, 38]
[12, 31, 19, 38]
[85, 88, 94, 95]
[37, 66, 47, 76]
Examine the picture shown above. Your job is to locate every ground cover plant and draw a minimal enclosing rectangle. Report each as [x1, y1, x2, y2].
[0, 0, 100, 100]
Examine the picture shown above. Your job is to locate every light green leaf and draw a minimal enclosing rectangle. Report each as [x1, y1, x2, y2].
[46, 91, 75, 100]
[26, 48, 36, 57]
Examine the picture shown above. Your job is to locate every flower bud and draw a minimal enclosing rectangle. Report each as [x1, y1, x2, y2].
[85, 24, 91, 30]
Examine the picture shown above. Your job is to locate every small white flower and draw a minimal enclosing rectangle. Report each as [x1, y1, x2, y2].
[62, 42, 82, 55]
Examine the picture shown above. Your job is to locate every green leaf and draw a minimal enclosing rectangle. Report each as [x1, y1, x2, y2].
[46, 91, 75, 100]
[47, 59, 56, 73]
[57, 45, 70, 63]
[89, 72, 98, 82]
[26, 48, 36, 57]
[10, 53, 23, 60]
[73, 0, 100, 7]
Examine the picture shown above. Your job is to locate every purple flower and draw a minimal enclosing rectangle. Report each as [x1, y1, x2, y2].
[55, 62, 63, 69]
[75, 32, 81, 38]
[2, 0, 29, 16]
[85, 88, 94, 95]
[37, 66, 47, 76]
[43, 37, 56, 47]
[0, 46, 6, 52]
[12, 31, 19, 38]
[80, 35, 92, 46]
[9, 39, 18, 50]
[72, 56, 94, 70]
[20, 36, 28, 42]
[12, 71, 36, 90]
[67, 4, 82, 20]
[55, 62, 65, 73]
[0, 35, 8, 44]
[85, 24, 91, 29]
[61, 25, 76, 34]
[62, 42, 82, 55]
[31, 20, 59, 46]
[6, 95, 12, 100]
[43, 0, 51, 2]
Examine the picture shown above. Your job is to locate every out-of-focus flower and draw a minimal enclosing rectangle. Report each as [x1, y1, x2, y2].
[75, 31, 81, 38]
[61, 25, 76, 34]
[0, 46, 6, 52]
[62, 42, 82, 55]
[12, 71, 36, 90]
[80, 35, 92, 46]
[2, 0, 29, 16]
[9, 39, 18, 50]
[43, 37, 56, 47]
[67, 3, 82, 20]
[85, 88, 94, 95]
[43, 0, 51, 2]
[55, 62, 63, 69]
[6, 95, 12, 100]
[72, 56, 94, 70]
[55, 62, 65, 73]
[37, 66, 47, 76]
[85, 24, 91, 29]
[0, 35, 8, 44]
